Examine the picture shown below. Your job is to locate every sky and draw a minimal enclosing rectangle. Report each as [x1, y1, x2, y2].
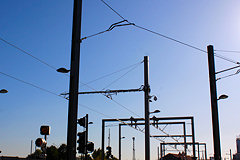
[0, 0, 240, 159]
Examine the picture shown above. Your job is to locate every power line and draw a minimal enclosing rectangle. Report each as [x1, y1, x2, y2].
[99, 0, 240, 65]
[216, 69, 240, 81]
[0, 71, 61, 98]
[215, 50, 240, 54]
[81, 20, 134, 41]
[100, 0, 126, 20]
[214, 53, 240, 64]
[0, 71, 184, 153]
[0, 36, 145, 90]
[0, 36, 57, 70]
[0, 70, 171, 144]
[101, 62, 142, 90]
[82, 61, 143, 86]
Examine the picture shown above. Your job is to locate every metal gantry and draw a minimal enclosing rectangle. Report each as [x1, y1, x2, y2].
[102, 116, 196, 160]
[118, 121, 188, 160]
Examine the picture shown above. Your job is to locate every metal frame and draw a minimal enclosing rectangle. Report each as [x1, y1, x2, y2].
[118, 122, 188, 160]
[101, 116, 196, 160]
[160, 142, 207, 160]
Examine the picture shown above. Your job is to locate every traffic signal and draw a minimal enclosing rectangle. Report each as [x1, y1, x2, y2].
[77, 117, 86, 127]
[35, 138, 46, 147]
[40, 126, 50, 135]
[77, 131, 86, 154]
[106, 146, 112, 158]
[86, 142, 94, 153]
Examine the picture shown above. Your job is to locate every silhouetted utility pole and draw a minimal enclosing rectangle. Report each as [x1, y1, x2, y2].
[132, 137, 136, 160]
[207, 45, 221, 160]
[67, 0, 82, 160]
[144, 56, 150, 160]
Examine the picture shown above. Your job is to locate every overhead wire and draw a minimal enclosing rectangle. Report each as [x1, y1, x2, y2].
[0, 36, 57, 70]
[81, 20, 134, 41]
[99, 0, 240, 65]
[101, 61, 143, 90]
[0, 71, 61, 98]
[99, 0, 205, 151]
[83, 61, 143, 86]
[0, 36, 145, 117]
[214, 49, 240, 54]
[0, 70, 168, 144]
[0, 72, 183, 152]
[216, 69, 240, 81]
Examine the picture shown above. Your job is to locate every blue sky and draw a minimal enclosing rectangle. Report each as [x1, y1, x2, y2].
[1, 0, 240, 159]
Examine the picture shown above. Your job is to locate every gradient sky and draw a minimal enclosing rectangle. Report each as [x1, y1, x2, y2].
[1, 0, 240, 159]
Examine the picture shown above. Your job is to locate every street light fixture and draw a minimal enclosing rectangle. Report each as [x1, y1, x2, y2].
[150, 109, 161, 114]
[57, 68, 70, 73]
[0, 89, 8, 93]
[217, 94, 228, 100]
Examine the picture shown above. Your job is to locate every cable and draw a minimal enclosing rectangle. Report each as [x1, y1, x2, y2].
[0, 36, 57, 70]
[101, 61, 142, 90]
[82, 61, 143, 86]
[0, 71, 169, 145]
[100, 0, 126, 20]
[215, 50, 240, 54]
[0, 71, 61, 98]
[81, 20, 134, 41]
[0, 36, 144, 116]
[99, 0, 240, 65]
[214, 53, 240, 64]
[0, 70, 169, 145]
[216, 69, 240, 81]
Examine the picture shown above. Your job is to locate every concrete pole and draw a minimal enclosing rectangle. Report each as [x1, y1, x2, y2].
[101, 120, 105, 160]
[207, 45, 221, 160]
[66, 0, 82, 160]
[119, 124, 122, 160]
[144, 56, 150, 160]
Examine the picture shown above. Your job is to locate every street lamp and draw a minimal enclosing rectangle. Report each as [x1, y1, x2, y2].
[57, 68, 70, 73]
[217, 94, 228, 100]
[150, 109, 161, 114]
[0, 89, 8, 93]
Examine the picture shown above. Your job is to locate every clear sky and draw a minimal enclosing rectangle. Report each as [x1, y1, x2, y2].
[1, 0, 240, 159]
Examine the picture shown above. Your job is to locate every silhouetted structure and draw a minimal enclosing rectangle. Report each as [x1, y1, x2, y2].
[233, 137, 240, 160]
[160, 153, 194, 160]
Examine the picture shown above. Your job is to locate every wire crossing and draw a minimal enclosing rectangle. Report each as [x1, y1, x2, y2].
[99, 0, 240, 65]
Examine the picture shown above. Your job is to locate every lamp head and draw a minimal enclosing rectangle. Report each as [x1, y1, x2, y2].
[218, 94, 228, 100]
[57, 68, 70, 73]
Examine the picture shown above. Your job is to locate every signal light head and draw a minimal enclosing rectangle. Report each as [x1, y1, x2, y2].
[40, 126, 50, 135]
[35, 138, 46, 147]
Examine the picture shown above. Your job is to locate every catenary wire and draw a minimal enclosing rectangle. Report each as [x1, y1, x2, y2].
[216, 69, 240, 81]
[82, 61, 143, 86]
[0, 36, 146, 90]
[101, 61, 142, 90]
[0, 70, 183, 150]
[2, 25, 190, 150]
[99, 0, 240, 65]
[0, 71, 170, 145]
[0, 71, 61, 98]
[0, 36, 57, 70]
[215, 50, 240, 54]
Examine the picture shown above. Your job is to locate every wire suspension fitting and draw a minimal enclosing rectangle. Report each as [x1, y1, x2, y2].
[80, 20, 135, 42]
